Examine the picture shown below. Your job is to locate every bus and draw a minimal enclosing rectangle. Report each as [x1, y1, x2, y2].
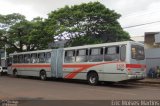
[0, 49, 8, 75]
[8, 41, 146, 85]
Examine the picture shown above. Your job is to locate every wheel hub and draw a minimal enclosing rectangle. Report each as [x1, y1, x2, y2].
[90, 76, 96, 84]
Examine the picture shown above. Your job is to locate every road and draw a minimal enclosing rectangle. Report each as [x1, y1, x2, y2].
[0, 76, 160, 100]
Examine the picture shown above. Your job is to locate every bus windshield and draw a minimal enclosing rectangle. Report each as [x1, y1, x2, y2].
[131, 45, 145, 60]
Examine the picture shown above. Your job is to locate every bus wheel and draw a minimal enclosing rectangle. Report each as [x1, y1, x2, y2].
[87, 72, 99, 86]
[13, 70, 18, 77]
[40, 71, 47, 81]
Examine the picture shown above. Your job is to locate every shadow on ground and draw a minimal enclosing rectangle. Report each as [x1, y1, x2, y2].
[4, 75, 141, 89]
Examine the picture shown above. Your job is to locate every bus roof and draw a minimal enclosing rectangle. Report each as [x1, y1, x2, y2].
[9, 41, 144, 56]
[9, 49, 52, 56]
[64, 41, 144, 50]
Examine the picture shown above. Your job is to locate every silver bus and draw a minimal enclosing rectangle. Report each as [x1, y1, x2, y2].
[8, 41, 146, 85]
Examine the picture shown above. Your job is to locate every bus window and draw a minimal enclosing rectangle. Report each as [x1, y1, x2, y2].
[38, 53, 45, 63]
[89, 48, 103, 62]
[13, 55, 18, 63]
[120, 45, 126, 61]
[18, 55, 24, 63]
[76, 49, 88, 62]
[64, 50, 75, 63]
[46, 52, 51, 63]
[31, 53, 37, 63]
[24, 54, 30, 63]
[104, 46, 119, 61]
[131, 45, 145, 60]
[7, 57, 12, 66]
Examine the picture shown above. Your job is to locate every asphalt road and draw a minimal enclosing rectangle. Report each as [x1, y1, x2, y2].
[0, 76, 160, 100]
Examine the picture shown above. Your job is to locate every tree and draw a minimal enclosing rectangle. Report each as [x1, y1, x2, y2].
[45, 2, 130, 47]
[27, 17, 53, 51]
[0, 14, 52, 52]
[0, 13, 25, 30]
[0, 13, 25, 53]
[0, 30, 5, 48]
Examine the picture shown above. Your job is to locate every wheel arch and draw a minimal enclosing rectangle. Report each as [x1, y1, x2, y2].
[39, 69, 46, 75]
[39, 69, 47, 80]
[13, 68, 17, 74]
[87, 70, 99, 79]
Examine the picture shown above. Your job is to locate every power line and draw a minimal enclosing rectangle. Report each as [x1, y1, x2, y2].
[123, 20, 160, 29]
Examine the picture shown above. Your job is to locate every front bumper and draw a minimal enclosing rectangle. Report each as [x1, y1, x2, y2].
[0, 69, 8, 73]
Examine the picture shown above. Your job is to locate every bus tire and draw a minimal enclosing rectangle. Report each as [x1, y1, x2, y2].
[13, 70, 18, 77]
[87, 72, 99, 86]
[40, 70, 47, 81]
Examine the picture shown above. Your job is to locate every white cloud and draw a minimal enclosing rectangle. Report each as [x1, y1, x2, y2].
[0, 0, 40, 20]
[118, 0, 160, 35]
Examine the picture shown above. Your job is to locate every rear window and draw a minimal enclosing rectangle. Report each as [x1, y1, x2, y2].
[131, 45, 145, 60]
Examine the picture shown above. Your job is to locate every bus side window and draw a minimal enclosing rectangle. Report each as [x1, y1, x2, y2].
[18, 55, 24, 63]
[76, 49, 88, 62]
[38, 53, 45, 63]
[46, 52, 51, 63]
[64, 50, 75, 63]
[120, 45, 126, 61]
[89, 48, 103, 62]
[8, 57, 12, 66]
[31, 53, 37, 63]
[13, 55, 18, 63]
[104, 46, 119, 61]
[24, 54, 31, 63]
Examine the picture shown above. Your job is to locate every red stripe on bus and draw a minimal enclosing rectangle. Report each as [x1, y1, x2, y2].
[63, 61, 122, 68]
[126, 64, 145, 68]
[65, 67, 89, 79]
[63, 61, 123, 79]
[12, 64, 51, 68]
[63, 64, 97, 79]
[63, 64, 95, 68]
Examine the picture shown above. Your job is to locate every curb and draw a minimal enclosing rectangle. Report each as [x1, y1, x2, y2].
[132, 80, 160, 87]
[137, 78, 160, 84]
[129, 82, 160, 87]
[136, 83, 160, 87]
[137, 81, 160, 84]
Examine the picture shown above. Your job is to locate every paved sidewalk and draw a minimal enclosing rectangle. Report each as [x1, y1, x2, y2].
[137, 78, 160, 84]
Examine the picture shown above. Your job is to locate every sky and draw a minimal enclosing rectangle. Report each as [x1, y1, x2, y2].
[1, 0, 160, 36]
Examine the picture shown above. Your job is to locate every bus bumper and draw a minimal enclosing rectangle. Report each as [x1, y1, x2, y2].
[128, 74, 145, 80]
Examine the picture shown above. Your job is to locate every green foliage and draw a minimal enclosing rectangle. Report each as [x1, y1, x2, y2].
[28, 17, 53, 50]
[0, 14, 52, 53]
[0, 13, 26, 51]
[0, 13, 25, 30]
[0, 30, 5, 48]
[66, 36, 102, 47]
[45, 2, 130, 47]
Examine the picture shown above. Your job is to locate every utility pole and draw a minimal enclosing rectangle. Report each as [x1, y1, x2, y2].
[0, 49, 2, 66]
